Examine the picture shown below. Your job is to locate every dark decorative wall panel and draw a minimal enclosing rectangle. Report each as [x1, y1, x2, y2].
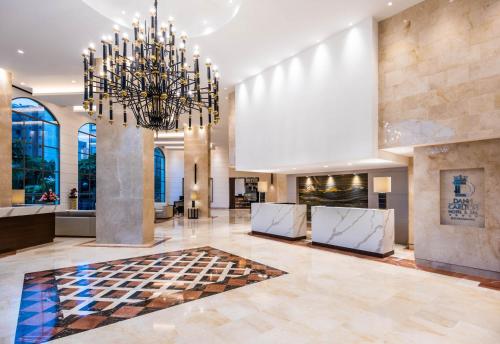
[297, 174, 368, 220]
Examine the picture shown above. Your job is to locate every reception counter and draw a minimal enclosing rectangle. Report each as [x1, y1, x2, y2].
[251, 203, 307, 240]
[311, 206, 394, 257]
[0, 205, 61, 254]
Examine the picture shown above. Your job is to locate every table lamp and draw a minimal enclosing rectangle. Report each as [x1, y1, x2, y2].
[190, 191, 199, 208]
[373, 177, 391, 209]
[12, 189, 25, 206]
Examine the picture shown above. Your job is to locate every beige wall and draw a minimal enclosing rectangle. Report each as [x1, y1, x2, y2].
[379, 0, 500, 148]
[0, 70, 12, 207]
[229, 168, 288, 203]
[184, 126, 211, 218]
[414, 139, 500, 278]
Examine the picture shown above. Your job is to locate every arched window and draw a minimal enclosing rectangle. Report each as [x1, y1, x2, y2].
[12, 97, 60, 204]
[154, 147, 165, 202]
[78, 123, 96, 210]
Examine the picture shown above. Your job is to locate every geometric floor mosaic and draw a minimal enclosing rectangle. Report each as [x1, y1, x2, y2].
[15, 246, 287, 343]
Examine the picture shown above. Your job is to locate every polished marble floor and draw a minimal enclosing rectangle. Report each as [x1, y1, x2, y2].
[1, 209, 500, 343]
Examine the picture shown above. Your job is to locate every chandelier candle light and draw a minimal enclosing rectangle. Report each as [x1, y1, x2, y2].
[82, 0, 220, 132]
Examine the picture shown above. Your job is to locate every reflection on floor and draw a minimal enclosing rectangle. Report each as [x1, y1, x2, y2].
[1, 209, 499, 343]
[15, 246, 285, 343]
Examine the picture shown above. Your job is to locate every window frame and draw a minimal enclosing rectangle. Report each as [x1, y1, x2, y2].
[11, 97, 60, 204]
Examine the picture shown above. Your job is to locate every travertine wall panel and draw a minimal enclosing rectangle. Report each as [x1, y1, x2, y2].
[0, 70, 12, 207]
[379, 0, 500, 148]
[414, 139, 500, 277]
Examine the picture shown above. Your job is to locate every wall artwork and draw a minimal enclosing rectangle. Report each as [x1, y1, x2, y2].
[297, 174, 368, 220]
[440, 168, 485, 228]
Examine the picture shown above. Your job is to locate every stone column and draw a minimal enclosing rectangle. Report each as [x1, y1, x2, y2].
[96, 122, 155, 245]
[184, 126, 211, 218]
[0, 69, 12, 207]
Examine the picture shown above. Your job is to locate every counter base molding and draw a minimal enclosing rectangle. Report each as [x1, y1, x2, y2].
[251, 231, 306, 241]
[312, 206, 395, 257]
[312, 241, 394, 258]
[251, 203, 307, 239]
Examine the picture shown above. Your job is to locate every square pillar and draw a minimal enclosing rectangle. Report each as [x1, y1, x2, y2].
[184, 126, 211, 218]
[96, 122, 154, 245]
[0, 69, 12, 207]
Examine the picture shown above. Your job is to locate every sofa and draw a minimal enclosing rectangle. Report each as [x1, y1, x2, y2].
[155, 203, 174, 220]
[55, 210, 96, 237]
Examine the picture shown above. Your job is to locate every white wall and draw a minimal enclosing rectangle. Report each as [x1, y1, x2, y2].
[165, 149, 184, 205]
[235, 18, 378, 171]
[12, 89, 91, 209]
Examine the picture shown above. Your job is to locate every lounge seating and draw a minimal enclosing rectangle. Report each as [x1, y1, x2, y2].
[155, 203, 174, 220]
[55, 210, 96, 237]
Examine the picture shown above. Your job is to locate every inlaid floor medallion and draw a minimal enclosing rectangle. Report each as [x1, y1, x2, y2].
[15, 246, 287, 343]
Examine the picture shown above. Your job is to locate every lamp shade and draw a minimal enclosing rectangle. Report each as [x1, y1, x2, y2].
[258, 181, 268, 193]
[373, 177, 392, 193]
[12, 189, 25, 205]
[190, 191, 199, 201]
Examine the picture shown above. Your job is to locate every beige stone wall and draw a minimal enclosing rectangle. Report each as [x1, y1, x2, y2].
[229, 168, 288, 203]
[0, 70, 12, 207]
[379, 0, 500, 148]
[414, 139, 500, 277]
[184, 126, 211, 218]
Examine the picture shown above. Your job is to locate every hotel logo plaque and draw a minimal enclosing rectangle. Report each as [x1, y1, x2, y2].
[440, 168, 485, 228]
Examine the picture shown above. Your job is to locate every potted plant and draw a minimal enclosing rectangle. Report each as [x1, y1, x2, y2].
[69, 188, 78, 210]
[39, 189, 59, 205]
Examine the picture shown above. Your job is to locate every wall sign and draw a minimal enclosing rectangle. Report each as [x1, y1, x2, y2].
[440, 168, 485, 228]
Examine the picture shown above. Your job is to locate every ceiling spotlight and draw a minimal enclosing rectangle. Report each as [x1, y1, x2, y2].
[347, 162, 353, 166]
[292, 168, 297, 170]
[17, 49, 24, 54]
[71, 80, 76, 84]
[323, 165, 329, 168]
[121, 10, 126, 15]
[387, 2, 393, 6]
[20, 82, 26, 86]
[349, 22, 353, 26]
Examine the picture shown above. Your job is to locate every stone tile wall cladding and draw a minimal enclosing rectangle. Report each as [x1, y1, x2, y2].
[378, 0, 500, 148]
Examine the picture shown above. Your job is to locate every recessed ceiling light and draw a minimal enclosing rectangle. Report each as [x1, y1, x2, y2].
[347, 162, 353, 166]
[20, 82, 26, 86]
[17, 49, 24, 54]
[323, 165, 329, 168]
[292, 168, 297, 170]
[387, 2, 393, 6]
[71, 80, 76, 84]
[349, 22, 353, 26]
[224, 87, 228, 90]
[121, 10, 126, 15]
[203, 20, 208, 25]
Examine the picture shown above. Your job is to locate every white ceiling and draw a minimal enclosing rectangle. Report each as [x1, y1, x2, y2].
[0, 0, 423, 99]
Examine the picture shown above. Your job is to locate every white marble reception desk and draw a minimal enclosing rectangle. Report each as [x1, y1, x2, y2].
[311, 206, 395, 257]
[251, 203, 307, 240]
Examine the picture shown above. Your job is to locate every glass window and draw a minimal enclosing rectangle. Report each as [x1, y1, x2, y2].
[154, 147, 166, 202]
[11, 98, 60, 204]
[78, 123, 97, 210]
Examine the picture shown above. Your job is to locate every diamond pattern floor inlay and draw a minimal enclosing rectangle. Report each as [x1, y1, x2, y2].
[15, 246, 287, 343]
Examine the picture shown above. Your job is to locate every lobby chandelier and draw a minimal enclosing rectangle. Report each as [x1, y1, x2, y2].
[82, 0, 220, 131]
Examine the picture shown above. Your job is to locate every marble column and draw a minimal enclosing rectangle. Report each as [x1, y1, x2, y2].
[184, 126, 211, 218]
[96, 122, 155, 245]
[0, 69, 12, 207]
